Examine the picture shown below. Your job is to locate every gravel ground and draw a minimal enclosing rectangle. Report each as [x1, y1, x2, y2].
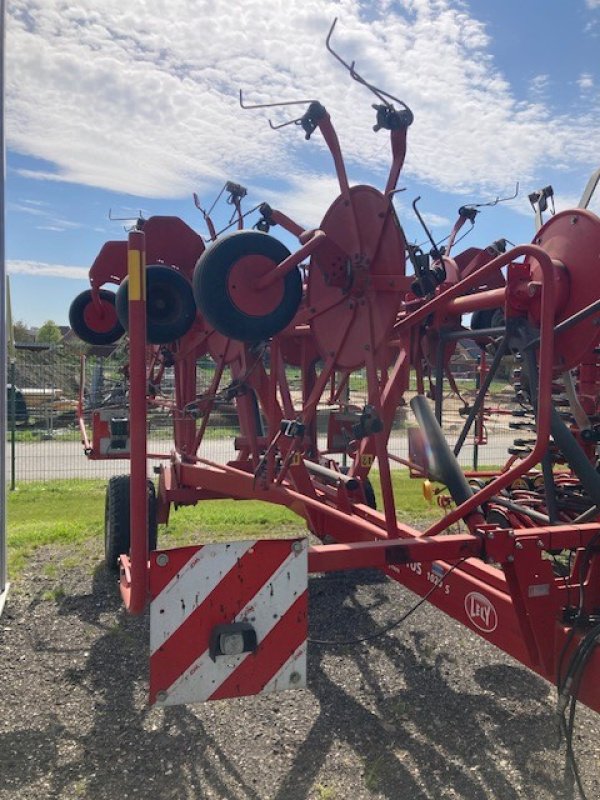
[1, 537, 600, 800]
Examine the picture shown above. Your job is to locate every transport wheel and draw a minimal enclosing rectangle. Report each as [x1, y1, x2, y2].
[342, 467, 376, 509]
[485, 508, 511, 529]
[363, 476, 377, 509]
[471, 307, 505, 332]
[193, 230, 302, 342]
[104, 475, 158, 573]
[69, 289, 124, 345]
[115, 265, 197, 344]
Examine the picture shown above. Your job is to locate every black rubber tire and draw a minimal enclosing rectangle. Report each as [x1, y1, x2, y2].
[115, 265, 197, 344]
[193, 230, 302, 342]
[341, 467, 376, 509]
[471, 307, 505, 332]
[69, 289, 124, 346]
[485, 508, 512, 529]
[104, 475, 158, 573]
[362, 476, 377, 510]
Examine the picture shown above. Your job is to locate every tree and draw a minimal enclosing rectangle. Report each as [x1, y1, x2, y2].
[13, 319, 34, 343]
[37, 320, 62, 344]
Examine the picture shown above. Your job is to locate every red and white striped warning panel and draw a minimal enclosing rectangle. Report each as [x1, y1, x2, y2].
[149, 538, 308, 706]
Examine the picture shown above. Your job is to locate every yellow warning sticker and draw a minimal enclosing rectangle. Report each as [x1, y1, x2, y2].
[128, 250, 145, 301]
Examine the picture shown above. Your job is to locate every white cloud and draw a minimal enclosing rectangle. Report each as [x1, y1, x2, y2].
[6, 0, 600, 204]
[36, 225, 70, 231]
[20, 198, 50, 207]
[253, 172, 343, 230]
[15, 168, 68, 184]
[577, 73, 594, 91]
[585, 0, 600, 8]
[9, 198, 83, 231]
[8, 202, 47, 216]
[529, 74, 549, 98]
[8, 260, 89, 279]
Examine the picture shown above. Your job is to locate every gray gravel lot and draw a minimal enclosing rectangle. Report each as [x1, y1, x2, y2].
[1, 538, 599, 800]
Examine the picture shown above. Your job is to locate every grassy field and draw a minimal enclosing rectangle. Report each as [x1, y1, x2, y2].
[6, 471, 439, 577]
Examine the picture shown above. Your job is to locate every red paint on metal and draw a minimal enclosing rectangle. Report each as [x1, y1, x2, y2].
[309, 185, 406, 370]
[529, 210, 600, 370]
[120, 230, 149, 615]
[227, 254, 285, 316]
[150, 541, 299, 697]
[209, 592, 307, 700]
[82, 296, 119, 332]
[254, 229, 326, 290]
[71, 66, 600, 714]
[148, 545, 206, 596]
[445, 287, 505, 315]
[308, 535, 482, 573]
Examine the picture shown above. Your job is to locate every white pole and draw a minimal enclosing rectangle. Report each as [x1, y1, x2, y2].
[0, 0, 10, 616]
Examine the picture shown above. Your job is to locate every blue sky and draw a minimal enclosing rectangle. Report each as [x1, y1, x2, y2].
[6, 0, 600, 328]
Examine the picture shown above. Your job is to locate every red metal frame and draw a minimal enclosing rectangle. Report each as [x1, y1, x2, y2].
[119, 230, 149, 614]
[71, 49, 600, 715]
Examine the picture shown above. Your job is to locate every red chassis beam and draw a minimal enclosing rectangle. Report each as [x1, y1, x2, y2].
[308, 535, 482, 572]
[166, 458, 600, 712]
[308, 528, 600, 715]
[111, 171, 600, 711]
[119, 229, 149, 615]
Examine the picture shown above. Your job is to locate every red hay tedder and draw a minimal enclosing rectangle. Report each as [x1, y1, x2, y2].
[69, 18, 600, 783]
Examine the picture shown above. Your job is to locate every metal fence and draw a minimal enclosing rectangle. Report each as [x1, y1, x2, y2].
[5, 342, 518, 485]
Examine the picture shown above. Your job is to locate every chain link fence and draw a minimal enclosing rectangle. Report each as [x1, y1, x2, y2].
[5, 341, 518, 485]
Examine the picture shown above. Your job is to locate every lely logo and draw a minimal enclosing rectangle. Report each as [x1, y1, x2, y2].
[464, 592, 498, 633]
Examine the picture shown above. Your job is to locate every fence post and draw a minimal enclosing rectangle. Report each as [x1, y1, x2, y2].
[0, 0, 8, 616]
[121, 228, 148, 615]
[9, 359, 15, 490]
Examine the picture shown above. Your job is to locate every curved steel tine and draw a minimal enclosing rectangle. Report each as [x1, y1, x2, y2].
[240, 88, 316, 110]
[474, 182, 520, 208]
[327, 18, 370, 87]
[108, 208, 146, 223]
[192, 193, 207, 217]
[412, 196, 442, 257]
[489, 181, 520, 206]
[579, 167, 600, 209]
[326, 17, 413, 115]
[373, 85, 412, 113]
[268, 117, 303, 130]
[506, 181, 520, 201]
[325, 17, 345, 65]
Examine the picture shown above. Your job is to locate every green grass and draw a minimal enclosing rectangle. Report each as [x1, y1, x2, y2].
[41, 585, 66, 603]
[6, 479, 305, 576]
[162, 499, 303, 545]
[7, 480, 108, 574]
[6, 428, 83, 443]
[315, 785, 336, 800]
[6, 470, 439, 577]
[364, 754, 385, 791]
[371, 470, 440, 521]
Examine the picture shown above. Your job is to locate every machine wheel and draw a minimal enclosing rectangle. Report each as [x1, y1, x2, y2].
[115, 265, 197, 344]
[69, 289, 124, 345]
[104, 475, 158, 573]
[471, 307, 505, 332]
[362, 476, 377, 510]
[342, 467, 376, 509]
[193, 230, 302, 341]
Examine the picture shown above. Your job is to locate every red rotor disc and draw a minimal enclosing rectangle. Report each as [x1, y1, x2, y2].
[227, 255, 285, 317]
[308, 185, 408, 370]
[83, 297, 119, 333]
[527, 209, 600, 372]
[207, 330, 244, 366]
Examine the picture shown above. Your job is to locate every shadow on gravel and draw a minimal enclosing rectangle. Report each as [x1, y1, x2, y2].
[273, 570, 575, 800]
[1, 562, 582, 800]
[55, 565, 264, 800]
